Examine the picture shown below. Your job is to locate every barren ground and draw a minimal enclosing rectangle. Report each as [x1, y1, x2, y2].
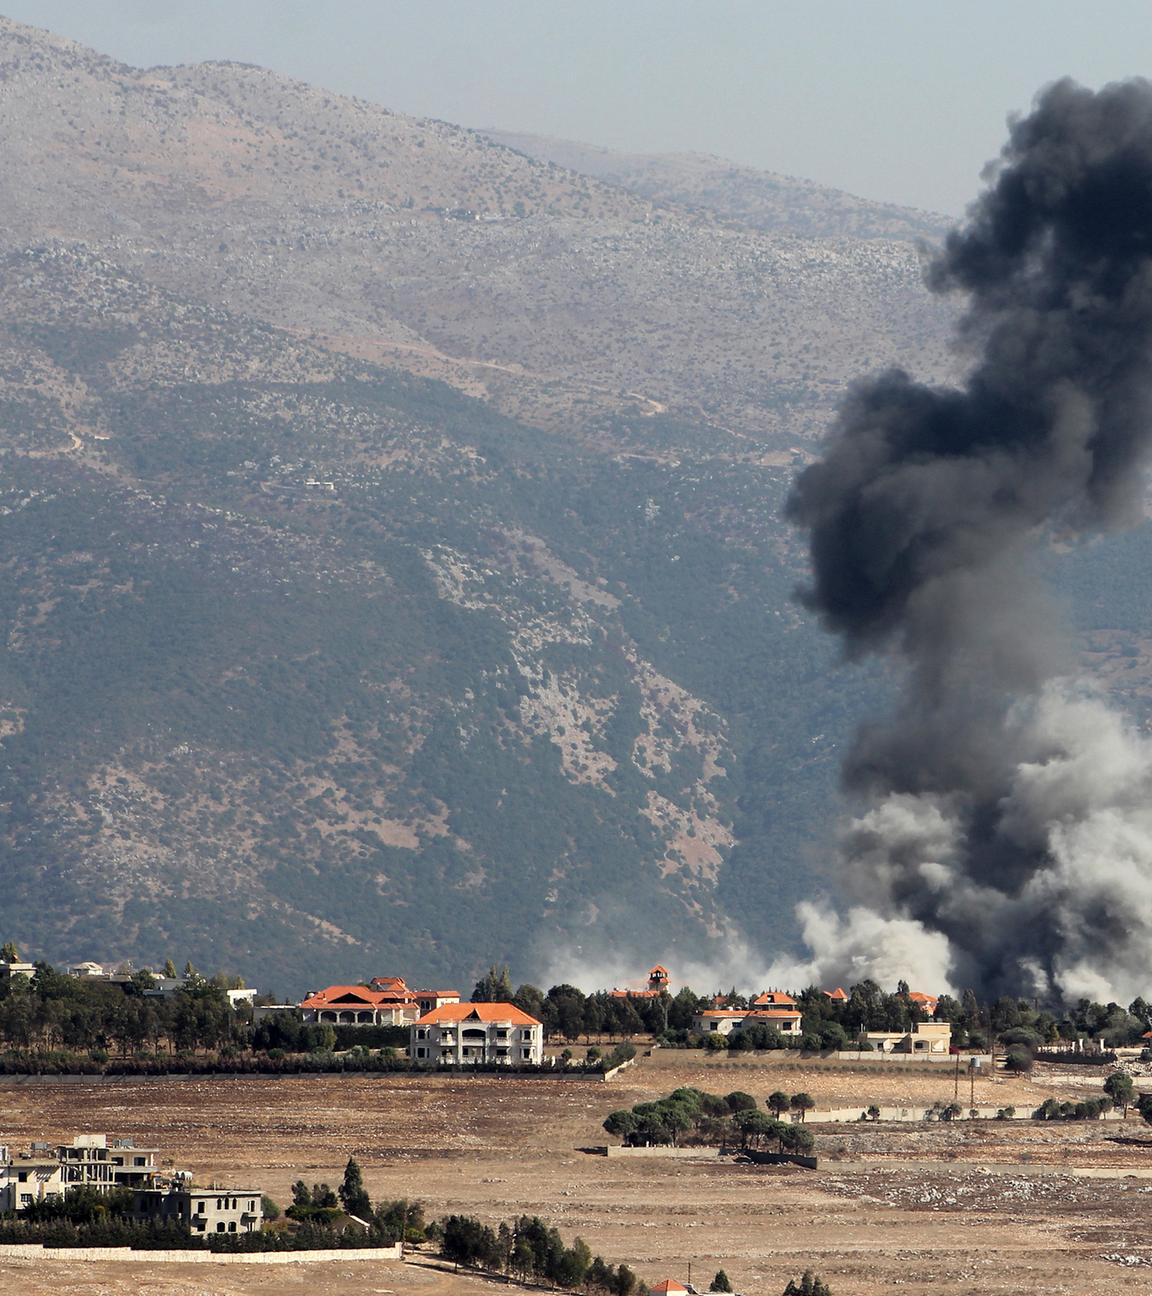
[2, 1054, 1151, 1295]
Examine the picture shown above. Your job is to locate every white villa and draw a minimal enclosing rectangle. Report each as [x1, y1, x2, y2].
[693, 989, 804, 1038]
[410, 1002, 543, 1066]
[862, 1021, 953, 1054]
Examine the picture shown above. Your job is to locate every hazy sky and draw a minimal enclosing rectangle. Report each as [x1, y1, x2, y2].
[5, 1, 1152, 215]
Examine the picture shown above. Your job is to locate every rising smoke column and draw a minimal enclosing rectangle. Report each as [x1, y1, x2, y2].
[786, 78, 1152, 1003]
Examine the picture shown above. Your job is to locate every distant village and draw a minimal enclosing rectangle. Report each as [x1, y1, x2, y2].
[0, 952, 957, 1066]
[0, 957, 953, 1246]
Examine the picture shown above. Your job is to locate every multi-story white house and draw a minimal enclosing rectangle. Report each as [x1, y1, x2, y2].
[0, 1150, 64, 1213]
[410, 1002, 543, 1066]
[57, 1134, 161, 1193]
[2, 1136, 264, 1237]
[131, 1184, 263, 1236]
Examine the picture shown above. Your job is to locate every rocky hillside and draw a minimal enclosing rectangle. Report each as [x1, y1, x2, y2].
[0, 242, 877, 992]
[483, 130, 951, 242]
[0, 15, 959, 443]
[1, 16, 1148, 994]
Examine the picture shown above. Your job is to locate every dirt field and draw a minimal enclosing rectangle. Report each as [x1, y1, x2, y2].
[3, 1054, 1151, 1295]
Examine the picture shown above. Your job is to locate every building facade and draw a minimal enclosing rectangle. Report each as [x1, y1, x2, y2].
[57, 1134, 161, 1193]
[300, 978, 460, 1027]
[410, 1003, 543, 1065]
[692, 1007, 804, 1037]
[861, 1021, 952, 1054]
[131, 1185, 263, 1235]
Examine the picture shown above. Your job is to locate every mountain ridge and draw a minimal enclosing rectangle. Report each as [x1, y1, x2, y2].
[5, 17, 1149, 996]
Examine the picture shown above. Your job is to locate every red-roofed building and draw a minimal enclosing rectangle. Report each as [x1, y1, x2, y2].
[907, 991, 939, 1019]
[410, 1002, 543, 1066]
[299, 985, 419, 1026]
[300, 978, 459, 1027]
[650, 1282, 689, 1295]
[752, 990, 797, 1009]
[823, 987, 849, 1003]
[610, 965, 671, 999]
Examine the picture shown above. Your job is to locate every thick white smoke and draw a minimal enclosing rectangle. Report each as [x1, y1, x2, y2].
[791, 682, 1152, 1002]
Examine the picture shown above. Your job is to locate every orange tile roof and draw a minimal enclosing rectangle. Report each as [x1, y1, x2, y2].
[650, 1282, 688, 1294]
[823, 987, 849, 1001]
[300, 985, 412, 1010]
[752, 991, 797, 1006]
[416, 1002, 541, 1027]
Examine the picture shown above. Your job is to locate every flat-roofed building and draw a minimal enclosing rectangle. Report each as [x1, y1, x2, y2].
[131, 1185, 263, 1236]
[2, 1155, 65, 1212]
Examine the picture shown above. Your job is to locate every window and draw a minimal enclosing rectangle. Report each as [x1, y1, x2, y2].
[217, 1222, 225, 1232]
[416, 1046, 427, 1059]
[197, 1201, 206, 1214]
[416, 1028, 427, 1040]
[20, 1193, 31, 1206]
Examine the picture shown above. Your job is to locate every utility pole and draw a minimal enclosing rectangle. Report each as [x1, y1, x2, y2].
[953, 1051, 961, 1102]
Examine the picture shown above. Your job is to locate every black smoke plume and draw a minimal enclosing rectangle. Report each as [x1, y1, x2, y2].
[786, 79, 1152, 1002]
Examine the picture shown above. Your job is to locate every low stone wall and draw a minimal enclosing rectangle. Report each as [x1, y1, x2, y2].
[0, 1243, 403, 1264]
[643, 1050, 991, 1072]
[807, 1104, 1124, 1123]
[601, 1057, 637, 1082]
[593, 1145, 817, 1169]
[829, 1051, 993, 1066]
[599, 1145, 720, 1158]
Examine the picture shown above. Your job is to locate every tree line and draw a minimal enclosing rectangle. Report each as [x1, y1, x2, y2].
[0, 960, 250, 1056]
[602, 1086, 816, 1156]
[476, 964, 1152, 1055]
[440, 1211, 641, 1296]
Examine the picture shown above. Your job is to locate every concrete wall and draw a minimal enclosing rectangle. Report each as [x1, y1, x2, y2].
[0, 1243, 403, 1264]
[599, 1145, 721, 1158]
[830, 1051, 989, 1065]
[644, 1049, 992, 1071]
[804, 1104, 1123, 1123]
[601, 1057, 636, 1082]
